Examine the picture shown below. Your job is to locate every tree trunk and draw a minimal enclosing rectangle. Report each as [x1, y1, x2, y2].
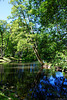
[1, 32, 3, 57]
[32, 46, 44, 67]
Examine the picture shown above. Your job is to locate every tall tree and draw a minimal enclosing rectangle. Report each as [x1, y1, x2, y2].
[0, 20, 7, 57]
[9, 0, 44, 65]
[8, 0, 67, 67]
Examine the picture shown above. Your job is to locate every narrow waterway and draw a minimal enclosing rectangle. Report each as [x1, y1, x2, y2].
[0, 63, 67, 100]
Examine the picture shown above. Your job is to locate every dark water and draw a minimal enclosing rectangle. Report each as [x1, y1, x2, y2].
[0, 63, 67, 100]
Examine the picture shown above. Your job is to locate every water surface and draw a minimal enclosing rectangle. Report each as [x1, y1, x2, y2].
[0, 63, 67, 100]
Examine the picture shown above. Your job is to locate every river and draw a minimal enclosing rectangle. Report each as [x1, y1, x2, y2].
[0, 63, 67, 100]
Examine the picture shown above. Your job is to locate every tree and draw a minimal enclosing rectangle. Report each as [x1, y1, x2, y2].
[8, 0, 43, 65]
[0, 20, 7, 57]
[8, 0, 66, 67]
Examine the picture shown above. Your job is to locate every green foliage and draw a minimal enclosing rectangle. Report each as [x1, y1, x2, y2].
[38, 0, 67, 27]
[8, 0, 66, 64]
[52, 51, 67, 68]
[22, 48, 37, 62]
[0, 0, 66, 64]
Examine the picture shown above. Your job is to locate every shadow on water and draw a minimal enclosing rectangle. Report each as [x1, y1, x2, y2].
[0, 63, 67, 100]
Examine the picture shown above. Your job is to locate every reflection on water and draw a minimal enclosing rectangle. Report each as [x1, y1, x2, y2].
[0, 63, 40, 100]
[0, 63, 67, 100]
[28, 70, 67, 100]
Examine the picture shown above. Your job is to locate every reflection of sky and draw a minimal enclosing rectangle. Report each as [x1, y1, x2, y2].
[31, 71, 67, 99]
[38, 71, 67, 91]
[63, 78, 67, 85]
[22, 65, 24, 72]
[55, 71, 63, 77]
[49, 75, 55, 85]
[30, 64, 32, 72]
[49, 72, 64, 86]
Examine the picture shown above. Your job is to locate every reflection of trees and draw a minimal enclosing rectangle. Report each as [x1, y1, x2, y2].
[0, 65, 4, 82]
[15, 69, 37, 98]
[0, 63, 37, 99]
[0, 65, 4, 73]
[0, 63, 67, 99]
[28, 71, 67, 100]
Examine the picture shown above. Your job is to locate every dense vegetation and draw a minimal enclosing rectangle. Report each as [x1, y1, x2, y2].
[0, 0, 67, 99]
[0, 0, 67, 67]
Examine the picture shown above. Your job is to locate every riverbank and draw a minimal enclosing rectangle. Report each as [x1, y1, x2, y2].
[0, 57, 22, 64]
[0, 57, 11, 63]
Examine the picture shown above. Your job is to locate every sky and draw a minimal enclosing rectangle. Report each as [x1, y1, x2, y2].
[0, 0, 12, 21]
